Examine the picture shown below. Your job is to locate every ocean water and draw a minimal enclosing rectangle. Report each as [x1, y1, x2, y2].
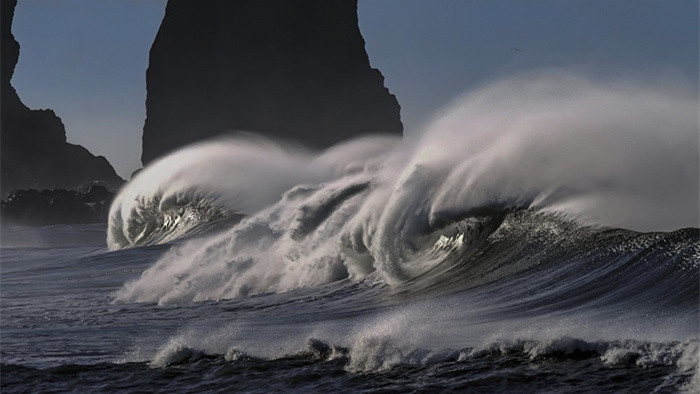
[2, 74, 699, 392]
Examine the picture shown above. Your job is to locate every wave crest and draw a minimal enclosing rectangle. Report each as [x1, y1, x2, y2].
[109, 73, 698, 304]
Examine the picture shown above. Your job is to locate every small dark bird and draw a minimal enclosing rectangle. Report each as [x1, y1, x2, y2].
[510, 47, 522, 53]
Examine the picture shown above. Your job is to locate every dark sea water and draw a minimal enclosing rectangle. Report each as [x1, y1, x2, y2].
[2, 75, 699, 392]
[1, 217, 698, 393]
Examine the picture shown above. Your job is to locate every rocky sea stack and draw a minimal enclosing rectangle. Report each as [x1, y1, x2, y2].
[1, 185, 116, 226]
[141, 0, 402, 165]
[1, 0, 124, 197]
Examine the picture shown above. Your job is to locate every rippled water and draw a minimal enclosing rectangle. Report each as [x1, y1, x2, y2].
[3, 74, 699, 392]
[1, 220, 697, 393]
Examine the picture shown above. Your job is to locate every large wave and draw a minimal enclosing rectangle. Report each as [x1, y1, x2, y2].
[107, 134, 398, 249]
[109, 72, 699, 304]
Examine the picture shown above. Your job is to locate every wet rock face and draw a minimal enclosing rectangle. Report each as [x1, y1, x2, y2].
[141, 0, 402, 165]
[1, 0, 124, 197]
[1, 185, 116, 226]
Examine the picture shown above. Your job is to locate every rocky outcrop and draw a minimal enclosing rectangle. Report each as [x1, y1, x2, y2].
[141, 0, 402, 165]
[1, 185, 115, 226]
[1, 0, 124, 197]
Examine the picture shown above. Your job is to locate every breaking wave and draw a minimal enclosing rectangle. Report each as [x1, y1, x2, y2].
[108, 73, 698, 305]
[148, 336, 698, 375]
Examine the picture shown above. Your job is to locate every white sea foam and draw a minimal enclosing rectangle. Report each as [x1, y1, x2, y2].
[110, 73, 699, 304]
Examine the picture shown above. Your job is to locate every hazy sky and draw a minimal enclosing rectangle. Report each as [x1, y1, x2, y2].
[11, 0, 698, 178]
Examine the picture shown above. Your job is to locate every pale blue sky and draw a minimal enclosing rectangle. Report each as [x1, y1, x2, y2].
[11, 0, 698, 178]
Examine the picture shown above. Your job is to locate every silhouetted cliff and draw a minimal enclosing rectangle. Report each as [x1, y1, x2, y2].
[1, 0, 124, 197]
[1, 185, 115, 226]
[141, 0, 402, 165]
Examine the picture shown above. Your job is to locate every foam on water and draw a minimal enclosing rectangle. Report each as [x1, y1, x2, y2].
[5, 72, 699, 393]
[109, 73, 698, 305]
[107, 134, 399, 249]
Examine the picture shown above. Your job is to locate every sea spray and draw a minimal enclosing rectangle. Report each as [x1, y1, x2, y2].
[110, 73, 699, 304]
[4, 73, 697, 393]
[108, 134, 399, 249]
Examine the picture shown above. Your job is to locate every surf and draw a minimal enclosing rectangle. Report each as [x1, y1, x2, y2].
[107, 72, 698, 303]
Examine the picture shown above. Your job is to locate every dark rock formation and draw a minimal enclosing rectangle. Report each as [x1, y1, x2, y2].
[142, 0, 402, 165]
[1, 185, 115, 226]
[1, 0, 124, 197]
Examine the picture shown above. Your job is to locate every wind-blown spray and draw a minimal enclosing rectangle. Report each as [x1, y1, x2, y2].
[109, 73, 699, 304]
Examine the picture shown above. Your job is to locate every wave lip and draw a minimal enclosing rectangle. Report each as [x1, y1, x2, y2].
[110, 73, 698, 305]
[107, 134, 399, 250]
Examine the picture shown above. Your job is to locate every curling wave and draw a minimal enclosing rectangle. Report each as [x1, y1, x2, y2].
[107, 134, 399, 249]
[109, 73, 698, 305]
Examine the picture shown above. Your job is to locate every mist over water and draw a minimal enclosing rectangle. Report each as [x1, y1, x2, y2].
[416, 72, 698, 232]
[107, 134, 399, 249]
[108, 73, 698, 304]
[4, 72, 698, 392]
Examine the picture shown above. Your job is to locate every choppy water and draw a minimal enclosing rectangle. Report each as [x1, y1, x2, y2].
[2, 74, 699, 392]
[2, 216, 698, 392]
